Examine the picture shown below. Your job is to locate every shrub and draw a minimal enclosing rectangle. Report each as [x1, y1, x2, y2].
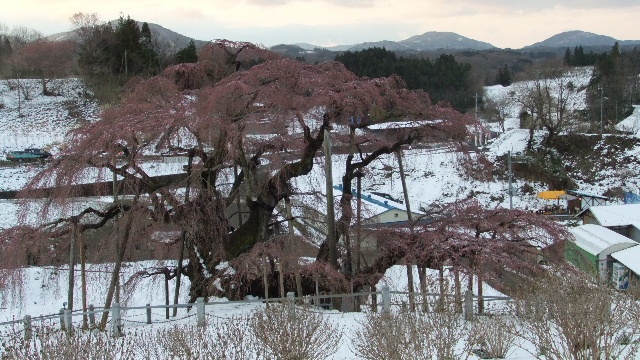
[250, 301, 342, 360]
[514, 270, 640, 360]
[469, 315, 518, 358]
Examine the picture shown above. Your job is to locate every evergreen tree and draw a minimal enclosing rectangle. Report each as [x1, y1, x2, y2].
[495, 64, 511, 86]
[175, 40, 198, 63]
[335, 47, 478, 112]
[587, 42, 640, 129]
[564, 48, 572, 66]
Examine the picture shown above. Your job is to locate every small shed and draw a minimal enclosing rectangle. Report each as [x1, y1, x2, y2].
[566, 190, 608, 213]
[566, 224, 637, 282]
[580, 204, 640, 241]
[610, 245, 640, 288]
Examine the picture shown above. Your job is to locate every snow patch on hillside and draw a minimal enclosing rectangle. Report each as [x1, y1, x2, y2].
[0, 78, 99, 156]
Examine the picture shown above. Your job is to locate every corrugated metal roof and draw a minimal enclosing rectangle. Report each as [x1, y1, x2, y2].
[611, 245, 640, 275]
[569, 224, 637, 256]
[587, 204, 640, 227]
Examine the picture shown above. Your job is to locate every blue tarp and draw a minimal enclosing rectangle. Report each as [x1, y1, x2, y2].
[624, 192, 640, 204]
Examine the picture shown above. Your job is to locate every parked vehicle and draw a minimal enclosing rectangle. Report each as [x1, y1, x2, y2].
[6, 148, 53, 162]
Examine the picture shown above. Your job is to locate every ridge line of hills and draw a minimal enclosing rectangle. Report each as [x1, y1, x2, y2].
[47, 23, 640, 54]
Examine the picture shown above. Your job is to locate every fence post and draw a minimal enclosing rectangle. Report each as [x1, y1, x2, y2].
[111, 303, 122, 337]
[146, 304, 152, 324]
[23, 315, 32, 342]
[196, 297, 205, 327]
[464, 290, 474, 321]
[88, 304, 95, 328]
[382, 285, 391, 316]
[64, 309, 72, 332]
[58, 308, 65, 330]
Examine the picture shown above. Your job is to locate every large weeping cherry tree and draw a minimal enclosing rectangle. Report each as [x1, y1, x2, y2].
[2, 40, 491, 308]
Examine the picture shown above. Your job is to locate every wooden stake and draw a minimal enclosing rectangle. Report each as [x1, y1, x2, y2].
[324, 129, 337, 269]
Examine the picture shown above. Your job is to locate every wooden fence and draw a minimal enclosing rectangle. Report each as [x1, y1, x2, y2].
[0, 286, 512, 341]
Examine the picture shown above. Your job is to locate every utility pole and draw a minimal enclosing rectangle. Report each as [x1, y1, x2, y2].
[600, 86, 604, 136]
[67, 221, 77, 312]
[324, 129, 337, 269]
[475, 93, 479, 120]
[508, 151, 513, 210]
[396, 149, 416, 311]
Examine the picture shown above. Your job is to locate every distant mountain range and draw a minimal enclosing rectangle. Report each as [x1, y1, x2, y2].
[523, 30, 640, 49]
[314, 30, 640, 52]
[49, 22, 640, 54]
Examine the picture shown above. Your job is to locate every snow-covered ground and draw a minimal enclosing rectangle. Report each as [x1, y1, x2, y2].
[0, 78, 100, 156]
[0, 262, 535, 360]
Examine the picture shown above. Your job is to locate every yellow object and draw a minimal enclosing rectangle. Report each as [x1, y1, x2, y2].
[537, 191, 566, 200]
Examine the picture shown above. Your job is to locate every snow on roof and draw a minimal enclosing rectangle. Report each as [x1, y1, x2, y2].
[566, 189, 608, 200]
[569, 224, 637, 256]
[367, 120, 442, 130]
[587, 204, 640, 227]
[611, 245, 640, 276]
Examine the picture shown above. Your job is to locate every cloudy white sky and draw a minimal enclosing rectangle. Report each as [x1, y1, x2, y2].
[1, 0, 639, 48]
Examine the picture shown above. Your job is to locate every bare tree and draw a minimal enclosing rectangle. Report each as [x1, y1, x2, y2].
[482, 95, 511, 132]
[513, 67, 583, 148]
[2, 40, 475, 303]
[12, 40, 77, 95]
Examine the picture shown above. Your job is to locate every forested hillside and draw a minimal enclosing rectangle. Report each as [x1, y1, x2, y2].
[335, 48, 480, 112]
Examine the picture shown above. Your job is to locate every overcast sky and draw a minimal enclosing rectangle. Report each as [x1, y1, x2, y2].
[2, 0, 639, 49]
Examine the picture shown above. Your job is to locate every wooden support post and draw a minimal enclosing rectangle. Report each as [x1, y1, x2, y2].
[64, 309, 72, 332]
[382, 285, 391, 317]
[477, 275, 484, 314]
[371, 285, 378, 313]
[418, 266, 428, 312]
[111, 303, 122, 337]
[88, 304, 95, 328]
[196, 297, 205, 327]
[396, 150, 416, 312]
[173, 152, 192, 318]
[263, 255, 269, 300]
[454, 270, 462, 313]
[164, 272, 170, 319]
[59, 308, 65, 330]
[146, 304, 152, 324]
[324, 129, 337, 269]
[277, 262, 285, 299]
[23, 315, 32, 342]
[79, 231, 88, 329]
[67, 222, 77, 312]
[464, 290, 474, 321]
[355, 174, 362, 273]
[406, 263, 415, 312]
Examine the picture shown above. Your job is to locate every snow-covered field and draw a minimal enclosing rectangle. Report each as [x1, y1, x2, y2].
[0, 78, 100, 156]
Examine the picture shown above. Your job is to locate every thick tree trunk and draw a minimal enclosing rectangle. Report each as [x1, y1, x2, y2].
[79, 230, 88, 329]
